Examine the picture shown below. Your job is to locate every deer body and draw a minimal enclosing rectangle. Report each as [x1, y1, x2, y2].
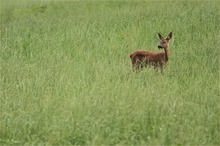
[130, 32, 172, 72]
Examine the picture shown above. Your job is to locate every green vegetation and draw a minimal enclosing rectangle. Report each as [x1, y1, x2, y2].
[1, 0, 219, 145]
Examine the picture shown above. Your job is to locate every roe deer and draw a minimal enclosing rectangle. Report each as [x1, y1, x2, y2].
[129, 32, 172, 73]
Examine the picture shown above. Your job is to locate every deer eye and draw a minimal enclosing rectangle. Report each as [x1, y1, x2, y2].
[162, 41, 166, 44]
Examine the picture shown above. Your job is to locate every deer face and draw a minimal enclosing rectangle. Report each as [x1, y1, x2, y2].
[158, 32, 172, 49]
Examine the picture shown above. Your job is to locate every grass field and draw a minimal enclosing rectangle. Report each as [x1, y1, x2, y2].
[0, 0, 219, 145]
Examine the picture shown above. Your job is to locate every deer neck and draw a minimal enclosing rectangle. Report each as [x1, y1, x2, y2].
[164, 45, 170, 63]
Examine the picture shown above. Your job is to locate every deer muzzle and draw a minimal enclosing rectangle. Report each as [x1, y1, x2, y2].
[158, 45, 163, 49]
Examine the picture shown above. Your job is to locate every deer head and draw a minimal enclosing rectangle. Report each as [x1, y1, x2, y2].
[158, 32, 172, 49]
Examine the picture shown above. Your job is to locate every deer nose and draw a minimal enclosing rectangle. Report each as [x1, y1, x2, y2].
[158, 45, 163, 49]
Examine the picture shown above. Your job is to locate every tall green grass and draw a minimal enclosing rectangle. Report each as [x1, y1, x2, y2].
[1, 0, 219, 145]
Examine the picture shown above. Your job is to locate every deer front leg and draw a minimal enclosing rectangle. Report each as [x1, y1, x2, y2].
[160, 66, 164, 74]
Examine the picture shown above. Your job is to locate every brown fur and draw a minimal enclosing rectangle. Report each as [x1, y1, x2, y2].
[129, 32, 172, 72]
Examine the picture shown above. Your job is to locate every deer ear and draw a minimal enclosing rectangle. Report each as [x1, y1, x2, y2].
[158, 33, 164, 40]
[166, 32, 172, 40]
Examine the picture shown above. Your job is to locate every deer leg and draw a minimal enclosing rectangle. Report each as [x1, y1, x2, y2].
[160, 66, 164, 74]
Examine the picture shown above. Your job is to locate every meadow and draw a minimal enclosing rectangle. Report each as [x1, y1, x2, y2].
[0, 0, 219, 145]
